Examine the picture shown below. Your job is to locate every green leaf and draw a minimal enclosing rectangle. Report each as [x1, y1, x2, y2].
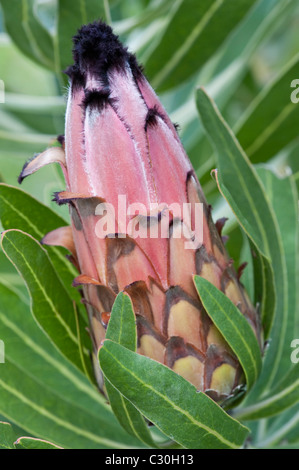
[193, 276, 262, 391]
[0, 0, 55, 70]
[196, 88, 277, 337]
[196, 88, 288, 398]
[145, 0, 258, 91]
[262, 404, 299, 447]
[15, 437, 63, 449]
[239, 232, 254, 302]
[0, 422, 16, 449]
[236, 53, 299, 163]
[250, 241, 276, 335]
[106, 292, 137, 351]
[0, 282, 143, 449]
[175, 0, 292, 167]
[104, 381, 156, 448]
[104, 292, 157, 448]
[256, 168, 299, 377]
[0, 184, 84, 321]
[235, 363, 299, 421]
[1, 229, 90, 375]
[99, 341, 249, 449]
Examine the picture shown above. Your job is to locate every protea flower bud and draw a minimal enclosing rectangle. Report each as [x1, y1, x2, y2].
[19, 21, 261, 402]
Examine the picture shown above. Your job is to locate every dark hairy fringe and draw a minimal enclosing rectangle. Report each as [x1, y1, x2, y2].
[57, 135, 65, 149]
[144, 106, 166, 131]
[70, 21, 143, 80]
[81, 89, 111, 112]
[52, 192, 73, 206]
[18, 154, 39, 184]
[64, 64, 86, 92]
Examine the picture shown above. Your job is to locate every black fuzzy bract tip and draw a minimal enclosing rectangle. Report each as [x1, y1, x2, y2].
[52, 191, 70, 206]
[17, 154, 38, 185]
[82, 89, 112, 112]
[145, 106, 164, 131]
[57, 134, 65, 147]
[67, 21, 143, 83]
[64, 63, 86, 90]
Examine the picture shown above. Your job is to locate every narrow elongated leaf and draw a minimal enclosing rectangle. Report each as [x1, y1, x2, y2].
[99, 341, 249, 449]
[105, 293, 157, 448]
[106, 293, 137, 351]
[235, 364, 299, 421]
[238, 233, 254, 301]
[193, 276, 262, 391]
[104, 382, 157, 448]
[0, 282, 142, 449]
[0, 422, 16, 449]
[257, 168, 299, 376]
[0, 0, 55, 70]
[255, 405, 299, 448]
[236, 53, 299, 163]
[145, 0, 257, 90]
[196, 89, 277, 337]
[250, 241, 276, 334]
[0, 184, 84, 320]
[175, 0, 291, 166]
[1, 229, 90, 374]
[196, 88, 287, 398]
[15, 437, 63, 449]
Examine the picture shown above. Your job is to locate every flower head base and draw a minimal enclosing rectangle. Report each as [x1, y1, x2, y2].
[19, 21, 261, 401]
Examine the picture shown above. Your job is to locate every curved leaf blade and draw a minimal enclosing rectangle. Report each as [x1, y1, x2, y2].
[257, 168, 299, 376]
[15, 437, 63, 449]
[0, 282, 142, 449]
[193, 276, 262, 391]
[1, 229, 89, 374]
[0, 422, 16, 449]
[235, 364, 299, 421]
[145, 0, 257, 91]
[236, 53, 299, 163]
[0, 0, 55, 70]
[106, 292, 137, 351]
[0, 184, 83, 312]
[196, 88, 288, 398]
[99, 341, 249, 449]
